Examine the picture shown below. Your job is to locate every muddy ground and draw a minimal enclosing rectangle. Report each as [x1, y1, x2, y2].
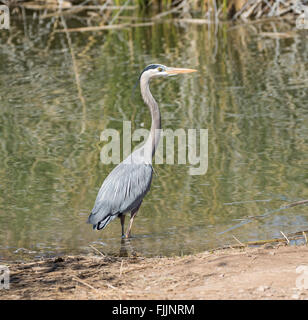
[1, 244, 308, 300]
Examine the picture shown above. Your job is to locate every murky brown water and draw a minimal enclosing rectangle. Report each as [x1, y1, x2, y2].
[0, 16, 307, 260]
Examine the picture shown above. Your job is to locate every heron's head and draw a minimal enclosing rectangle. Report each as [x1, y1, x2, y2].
[139, 64, 197, 82]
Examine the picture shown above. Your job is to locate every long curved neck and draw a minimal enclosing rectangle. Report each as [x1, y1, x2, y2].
[140, 76, 161, 158]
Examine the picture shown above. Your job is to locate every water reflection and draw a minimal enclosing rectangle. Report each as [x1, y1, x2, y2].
[0, 18, 307, 260]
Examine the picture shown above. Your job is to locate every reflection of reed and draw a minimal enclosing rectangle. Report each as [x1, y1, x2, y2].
[60, 14, 87, 134]
[0, 18, 307, 257]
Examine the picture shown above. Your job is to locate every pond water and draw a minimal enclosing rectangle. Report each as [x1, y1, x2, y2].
[0, 16, 307, 260]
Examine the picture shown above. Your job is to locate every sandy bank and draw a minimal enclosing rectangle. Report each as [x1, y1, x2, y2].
[1, 244, 308, 300]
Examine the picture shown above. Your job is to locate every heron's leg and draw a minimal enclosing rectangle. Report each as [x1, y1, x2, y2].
[120, 215, 125, 238]
[125, 202, 142, 238]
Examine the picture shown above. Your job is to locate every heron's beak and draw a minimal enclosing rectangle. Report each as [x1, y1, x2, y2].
[166, 68, 197, 75]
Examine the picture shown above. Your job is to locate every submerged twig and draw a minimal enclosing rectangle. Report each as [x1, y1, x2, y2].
[303, 231, 308, 245]
[232, 235, 246, 247]
[280, 231, 290, 244]
[215, 229, 308, 251]
[285, 200, 308, 208]
[219, 199, 308, 235]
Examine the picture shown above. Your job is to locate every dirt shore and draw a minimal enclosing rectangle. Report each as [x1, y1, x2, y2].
[1, 244, 308, 300]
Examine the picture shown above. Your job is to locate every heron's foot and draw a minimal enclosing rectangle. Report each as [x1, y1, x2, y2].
[121, 232, 131, 239]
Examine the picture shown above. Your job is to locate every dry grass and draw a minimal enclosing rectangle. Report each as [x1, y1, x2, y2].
[2, 0, 305, 23]
[1, 244, 308, 300]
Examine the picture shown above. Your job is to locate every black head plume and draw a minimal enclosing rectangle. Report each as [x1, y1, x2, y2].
[132, 64, 162, 97]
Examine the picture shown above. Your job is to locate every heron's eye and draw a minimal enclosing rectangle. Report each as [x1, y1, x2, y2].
[158, 67, 163, 72]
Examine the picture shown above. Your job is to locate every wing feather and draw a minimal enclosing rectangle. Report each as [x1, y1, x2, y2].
[87, 162, 153, 227]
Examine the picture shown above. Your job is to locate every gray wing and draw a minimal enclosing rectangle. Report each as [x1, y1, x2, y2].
[88, 162, 153, 230]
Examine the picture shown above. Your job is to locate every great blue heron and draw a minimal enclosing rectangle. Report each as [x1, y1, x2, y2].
[87, 64, 197, 238]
